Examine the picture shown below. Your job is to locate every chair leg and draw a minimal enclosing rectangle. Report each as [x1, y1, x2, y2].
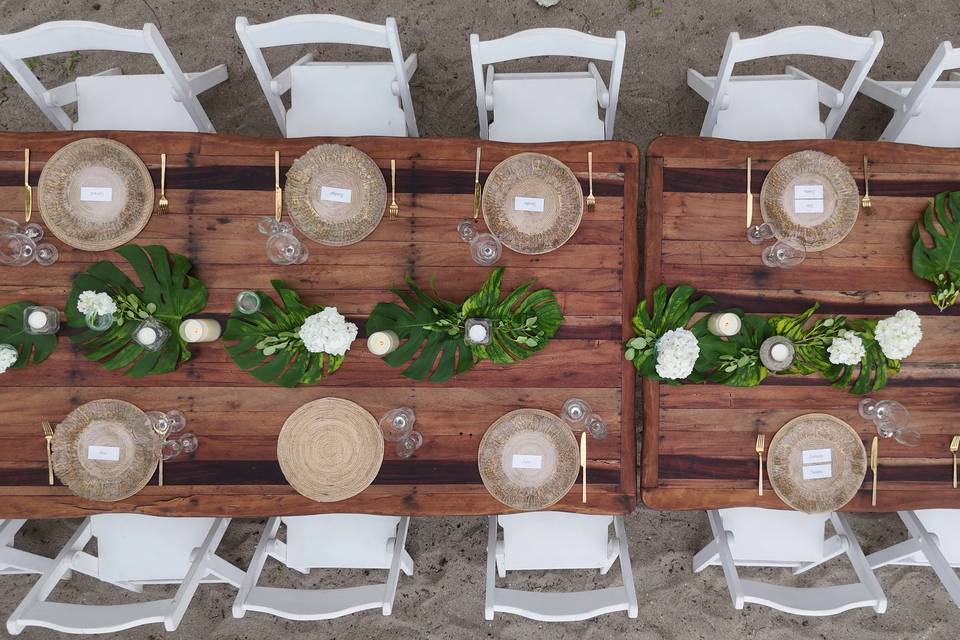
[794, 533, 847, 575]
[613, 516, 639, 618]
[164, 518, 232, 631]
[484, 516, 498, 621]
[692, 539, 720, 573]
[898, 511, 960, 608]
[600, 537, 620, 575]
[232, 517, 281, 619]
[704, 511, 745, 609]
[867, 539, 923, 569]
[830, 513, 887, 614]
[382, 516, 412, 615]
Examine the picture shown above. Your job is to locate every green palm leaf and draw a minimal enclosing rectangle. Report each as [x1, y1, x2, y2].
[0, 301, 58, 369]
[912, 191, 960, 310]
[65, 244, 207, 377]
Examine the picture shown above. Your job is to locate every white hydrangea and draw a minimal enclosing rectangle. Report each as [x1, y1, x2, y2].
[0, 345, 17, 374]
[655, 328, 700, 380]
[77, 290, 117, 317]
[874, 309, 922, 360]
[827, 330, 866, 366]
[298, 307, 358, 357]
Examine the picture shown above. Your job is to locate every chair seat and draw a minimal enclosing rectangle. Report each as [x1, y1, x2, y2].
[240, 584, 385, 621]
[282, 515, 399, 569]
[740, 580, 882, 616]
[711, 78, 827, 141]
[489, 75, 604, 142]
[12, 600, 170, 635]
[76, 75, 201, 132]
[492, 587, 630, 622]
[719, 508, 828, 564]
[914, 509, 960, 563]
[500, 513, 612, 570]
[287, 63, 407, 137]
[892, 88, 960, 147]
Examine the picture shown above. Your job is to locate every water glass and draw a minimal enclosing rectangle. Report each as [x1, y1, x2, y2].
[859, 398, 920, 446]
[470, 233, 501, 266]
[761, 238, 806, 268]
[0, 232, 36, 266]
[457, 220, 479, 243]
[22, 223, 43, 241]
[561, 398, 592, 427]
[380, 407, 416, 442]
[585, 413, 608, 440]
[235, 290, 261, 315]
[0, 217, 20, 234]
[161, 439, 182, 460]
[746, 221, 780, 245]
[35, 243, 58, 266]
[266, 232, 309, 265]
[165, 410, 187, 434]
[395, 431, 423, 458]
[178, 432, 198, 454]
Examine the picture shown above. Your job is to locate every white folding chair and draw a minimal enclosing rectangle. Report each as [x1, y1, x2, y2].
[0, 20, 227, 132]
[6, 514, 243, 635]
[232, 514, 413, 620]
[867, 510, 960, 608]
[484, 512, 638, 621]
[469, 28, 626, 142]
[860, 42, 960, 146]
[0, 520, 53, 576]
[235, 14, 419, 138]
[693, 508, 886, 616]
[687, 26, 883, 141]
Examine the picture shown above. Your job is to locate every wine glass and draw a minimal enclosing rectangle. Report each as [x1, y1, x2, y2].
[257, 216, 292, 236]
[21, 223, 43, 241]
[380, 407, 416, 441]
[35, 243, 58, 266]
[457, 220, 478, 243]
[561, 398, 592, 427]
[165, 410, 187, 434]
[265, 232, 309, 265]
[161, 439, 182, 460]
[178, 432, 198, 454]
[145, 411, 170, 434]
[859, 398, 919, 446]
[0, 233, 36, 266]
[761, 238, 806, 268]
[746, 221, 780, 245]
[469, 233, 501, 266]
[585, 413, 608, 440]
[0, 217, 20, 234]
[395, 430, 423, 458]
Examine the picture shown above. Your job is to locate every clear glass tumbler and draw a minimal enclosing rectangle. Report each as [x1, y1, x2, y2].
[761, 238, 806, 268]
[266, 232, 309, 265]
[35, 243, 58, 266]
[0, 233, 36, 266]
[470, 233, 501, 266]
[561, 398, 592, 427]
[746, 221, 780, 245]
[585, 413, 608, 440]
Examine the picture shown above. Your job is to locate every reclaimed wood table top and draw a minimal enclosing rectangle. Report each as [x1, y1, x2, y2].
[0, 131, 639, 518]
[642, 136, 960, 512]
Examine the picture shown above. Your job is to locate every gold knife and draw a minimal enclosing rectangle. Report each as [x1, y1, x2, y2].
[870, 436, 878, 507]
[24, 148, 32, 223]
[746, 156, 753, 228]
[580, 431, 587, 503]
[274, 150, 282, 222]
[473, 146, 482, 220]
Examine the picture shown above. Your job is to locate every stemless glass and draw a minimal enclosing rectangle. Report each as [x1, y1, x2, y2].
[0, 233, 36, 266]
[266, 232, 309, 265]
[178, 432, 198, 454]
[746, 221, 780, 245]
[761, 238, 806, 268]
[585, 413, 608, 440]
[35, 243, 58, 266]
[457, 220, 479, 243]
[469, 233, 501, 266]
[561, 398, 592, 427]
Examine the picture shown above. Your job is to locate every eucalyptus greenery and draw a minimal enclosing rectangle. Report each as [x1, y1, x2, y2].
[0, 301, 58, 369]
[912, 190, 960, 311]
[367, 267, 563, 382]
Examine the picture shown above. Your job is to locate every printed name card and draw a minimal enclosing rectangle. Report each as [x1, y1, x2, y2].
[793, 183, 824, 214]
[802, 463, 833, 480]
[87, 445, 120, 461]
[511, 454, 543, 470]
[80, 187, 113, 202]
[320, 186, 352, 203]
[514, 196, 545, 212]
[802, 448, 832, 465]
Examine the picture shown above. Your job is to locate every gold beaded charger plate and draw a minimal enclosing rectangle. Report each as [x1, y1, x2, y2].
[760, 150, 859, 252]
[38, 138, 154, 251]
[478, 409, 580, 511]
[482, 153, 583, 255]
[277, 397, 384, 502]
[767, 413, 867, 514]
[284, 144, 387, 246]
[51, 399, 157, 502]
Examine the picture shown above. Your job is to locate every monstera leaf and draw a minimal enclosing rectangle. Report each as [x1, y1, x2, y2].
[366, 268, 564, 383]
[0, 301, 58, 369]
[222, 281, 344, 387]
[65, 244, 207, 377]
[912, 191, 960, 310]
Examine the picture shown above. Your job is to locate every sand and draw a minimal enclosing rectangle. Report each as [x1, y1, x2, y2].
[1, 0, 959, 637]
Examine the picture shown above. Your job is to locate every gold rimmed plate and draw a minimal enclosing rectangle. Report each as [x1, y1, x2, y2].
[284, 144, 387, 246]
[38, 138, 154, 251]
[482, 153, 583, 255]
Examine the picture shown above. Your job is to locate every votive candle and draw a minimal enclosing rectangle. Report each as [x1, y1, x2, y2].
[367, 330, 399, 356]
[770, 343, 790, 362]
[707, 312, 741, 337]
[179, 318, 222, 343]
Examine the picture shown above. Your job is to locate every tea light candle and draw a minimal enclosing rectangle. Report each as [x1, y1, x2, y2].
[137, 326, 158, 346]
[179, 318, 222, 343]
[707, 312, 741, 337]
[367, 330, 399, 356]
[468, 323, 488, 343]
[27, 310, 48, 330]
[770, 343, 790, 362]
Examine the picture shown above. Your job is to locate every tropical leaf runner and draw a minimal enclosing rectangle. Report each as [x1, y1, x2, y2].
[0, 301, 58, 369]
[912, 190, 960, 310]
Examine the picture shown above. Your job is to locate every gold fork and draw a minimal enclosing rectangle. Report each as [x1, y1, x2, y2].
[41, 421, 53, 486]
[871, 436, 879, 506]
[274, 150, 282, 222]
[389, 159, 399, 220]
[24, 148, 32, 223]
[157, 153, 168, 215]
[861, 155, 872, 214]
[755, 433, 765, 496]
[473, 146, 482, 220]
[950, 435, 960, 489]
[586, 151, 596, 211]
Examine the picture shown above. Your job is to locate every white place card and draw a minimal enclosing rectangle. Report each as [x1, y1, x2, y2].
[320, 186, 352, 203]
[87, 445, 120, 461]
[802, 448, 833, 465]
[802, 463, 833, 480]
[511, 454, 543, 470]
[514, 196, 545, 212]
[794, 184, 824, 199]
[80, 186, 113, 202]
[794, 198, 825, 214]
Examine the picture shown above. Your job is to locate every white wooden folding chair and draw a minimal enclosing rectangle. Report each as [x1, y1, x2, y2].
[469, 28, 626, 142]
[867, 510, 960, 607]
[860, 42, 960, 146]
[0, 20, 227, 132]
[232, 514, 413, 620]
[235, 14, 419, 138]
[484, 512, 638, 621]
[6, 514, 243, 635]
[693, 508, 886, 616]
[0, 520, 53, 576]
[687, 26, 883, 141]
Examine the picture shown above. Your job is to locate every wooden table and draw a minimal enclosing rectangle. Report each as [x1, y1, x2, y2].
[0, 132, 639, 518]
[642, 136, 960, 512]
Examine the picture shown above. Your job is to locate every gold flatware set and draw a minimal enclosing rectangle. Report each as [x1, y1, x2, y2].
[473, 146, 482, 220]
[755, 433, 765, 496]
[41, 421, 53, 485]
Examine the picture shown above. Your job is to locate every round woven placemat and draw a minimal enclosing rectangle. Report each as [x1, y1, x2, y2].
[52, 399, 157, 502]
[284, 144, 387, 246]
[482, 153, 583, 255]
[760, 150, 859, 252]
[478, 409, 579, 511]
[767, 413, 867, 514]
[277, 397, 383, 502]
[38, 138, 154, 251]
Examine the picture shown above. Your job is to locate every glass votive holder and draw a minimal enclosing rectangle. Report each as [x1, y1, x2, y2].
[759, 336, 795, 371]
[84, 310, 114, 332]
[133, 317, 170, 352]
[380, 407, 416, 442]
[23, 305, 59, 335]
[235, 290, 261, 315]
[464, 318, 493, 346]
[585, 413, 608, 440]
[561, 398, 592, 427]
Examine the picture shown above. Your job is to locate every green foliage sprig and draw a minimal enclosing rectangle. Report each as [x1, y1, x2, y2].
[0, 301, 58, 370]
[912, 191, 960, 311]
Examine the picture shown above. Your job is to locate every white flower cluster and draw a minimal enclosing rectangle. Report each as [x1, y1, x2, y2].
[655, 328, 700, 380]
[77, 290, 117, 317]
[827, 330, 866, 366]
[298, 307, 358, 357]
[874, 309, 922, 360]
[0, 345, 17, 374]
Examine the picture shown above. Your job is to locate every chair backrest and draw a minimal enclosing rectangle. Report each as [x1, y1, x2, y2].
[883, 41, 960, 143]
[91, 514, 217, 582]
[499, 512, 612, 570]
[915, 509, 960, 563]
[0, 20, 213, 132]
[235, 14, 416, 136]
[282, 514, 400, 569]
[469, 27, 626, 139]
[702, 26, 883, 138]
[719, 508, 828, 563]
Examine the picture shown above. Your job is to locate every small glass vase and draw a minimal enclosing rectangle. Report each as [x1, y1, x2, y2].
[85, 310, 114, 332]
[464, 318, 493, 346]
[235, 290, 261, 315]
[133, 317, 170, 351]
[23, 305, 59, 335]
